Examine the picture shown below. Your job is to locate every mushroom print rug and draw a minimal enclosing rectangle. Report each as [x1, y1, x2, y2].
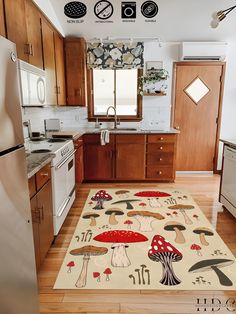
[54, 189, 236, 290]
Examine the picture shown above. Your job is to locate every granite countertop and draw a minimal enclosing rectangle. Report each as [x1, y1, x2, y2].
[220, 138, 236, 149]
[50, 127, 179, 139]
[26, 153, 55, 179]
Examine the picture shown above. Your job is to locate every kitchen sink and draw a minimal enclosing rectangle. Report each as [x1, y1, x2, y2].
[31, 149, 52, 153]
[97, 128, 138, 132]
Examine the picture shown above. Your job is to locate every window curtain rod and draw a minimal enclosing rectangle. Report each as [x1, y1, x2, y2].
[87, 37, 161, 44]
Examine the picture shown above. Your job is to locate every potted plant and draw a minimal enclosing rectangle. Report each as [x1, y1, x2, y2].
[138, 69, 169, 95]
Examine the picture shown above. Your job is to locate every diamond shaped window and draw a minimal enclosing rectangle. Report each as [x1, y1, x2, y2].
[184, 77, 210, 104]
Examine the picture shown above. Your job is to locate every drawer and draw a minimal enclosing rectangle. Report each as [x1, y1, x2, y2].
[116, 134, 145, 144]
[147, 143, 175, 153]
[146, 166, 174, 180]
[28, 175, 36, 199]
[148, 134, 176, 143]
[147, 153, 174, 166]
[36, 164, 51, 191]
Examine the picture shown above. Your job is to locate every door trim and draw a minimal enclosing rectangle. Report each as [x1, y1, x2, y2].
[171, 61, 226, 173]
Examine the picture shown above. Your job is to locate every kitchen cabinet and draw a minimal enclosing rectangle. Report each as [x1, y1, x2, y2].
[25, 0, 43, 69]
[83, 133, 177, 182]
[74, 138, 84, 184]
[83, 134, 114, 180]
[4, 0, 43, 68]
[4, 0, 28, 61]
[65, 38, 87, 106]
[0, 0, 6, 37]
[54, 33, 66, 105]
[146, 134, 177, 181]
[41, 19, 57, 105]
[28, 164, 54, 272]
[116, 135, 145, 180]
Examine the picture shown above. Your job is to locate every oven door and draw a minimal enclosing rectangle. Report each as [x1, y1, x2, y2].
[221, 146, 236, 206]
[52, 151, 75, 217]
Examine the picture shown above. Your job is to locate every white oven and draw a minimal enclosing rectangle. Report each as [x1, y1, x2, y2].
[220, 145, 236, 218]
[51, 149, 76, 235]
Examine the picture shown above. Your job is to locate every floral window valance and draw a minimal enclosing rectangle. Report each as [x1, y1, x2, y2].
[87, 42, 144, 69]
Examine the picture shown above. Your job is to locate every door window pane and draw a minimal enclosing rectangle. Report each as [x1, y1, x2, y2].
[184, 77, 210, 104]
[93, 70, 114, 115]
[116, 69, 137, 115]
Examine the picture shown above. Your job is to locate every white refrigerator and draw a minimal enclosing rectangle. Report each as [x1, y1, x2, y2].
[0, 36, 39, 313]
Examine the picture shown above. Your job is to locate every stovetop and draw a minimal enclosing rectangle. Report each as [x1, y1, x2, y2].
[27, 138, 74, 166]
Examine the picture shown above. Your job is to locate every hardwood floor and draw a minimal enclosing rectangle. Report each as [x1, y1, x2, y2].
[38, 175, 236, 313]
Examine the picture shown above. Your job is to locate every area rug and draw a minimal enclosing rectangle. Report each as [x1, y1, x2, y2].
[54, 189, 236, 290]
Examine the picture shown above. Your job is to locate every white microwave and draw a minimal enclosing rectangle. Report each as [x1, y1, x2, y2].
[18, 60, 46, 107]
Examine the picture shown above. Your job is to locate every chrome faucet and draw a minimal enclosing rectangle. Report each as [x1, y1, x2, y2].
[106, 106, 119, 129]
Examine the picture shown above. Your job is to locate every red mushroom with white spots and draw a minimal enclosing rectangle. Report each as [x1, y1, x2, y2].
[91, 190, 112, 210]
[124, 220, 133, 229]
[104, 268, 112, 281]
[134, 191, 171, 208]
[94, 230, 148, 267]
[190, 244, 202, 256]
[148, 235, 183, 286]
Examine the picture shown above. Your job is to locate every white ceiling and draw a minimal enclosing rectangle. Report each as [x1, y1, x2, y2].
[37, 0, 236, 42]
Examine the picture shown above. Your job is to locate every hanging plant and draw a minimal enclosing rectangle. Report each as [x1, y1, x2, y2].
[138, 69, 169, 95]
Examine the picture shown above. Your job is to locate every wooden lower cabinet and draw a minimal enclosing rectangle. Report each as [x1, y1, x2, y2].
[29, 167, 54, 272]
[116, 135, 145, 180]
[74, 138, 84, 184]
[84, 134, 114, 180]
[0, 0, 6, 37]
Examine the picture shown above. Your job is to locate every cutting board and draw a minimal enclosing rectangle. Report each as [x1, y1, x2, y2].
[51, 131, 82, 140]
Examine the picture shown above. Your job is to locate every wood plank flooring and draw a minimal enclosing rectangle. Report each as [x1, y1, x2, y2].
[38, 175, 236, 313]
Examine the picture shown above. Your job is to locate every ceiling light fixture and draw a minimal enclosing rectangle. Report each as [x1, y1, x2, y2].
[211, 5, 236, 28]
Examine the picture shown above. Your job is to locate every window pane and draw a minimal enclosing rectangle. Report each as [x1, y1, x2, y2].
[116, 69, 137, 116]
[93, 70, 114, 115]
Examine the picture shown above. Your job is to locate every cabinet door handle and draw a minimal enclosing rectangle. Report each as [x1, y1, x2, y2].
[159, 146, 163, 150]
[160, 137, 164, 141]
[58, 86, 61, 94]
[30, 44, 34, 56]
[39, 206, 44, 221]
[40, 172, 49, 177]
[24, 43, 31, 55]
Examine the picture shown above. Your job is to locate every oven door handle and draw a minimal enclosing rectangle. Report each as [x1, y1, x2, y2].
[56, 150, 76, 169]
[57, 187, 75, 217]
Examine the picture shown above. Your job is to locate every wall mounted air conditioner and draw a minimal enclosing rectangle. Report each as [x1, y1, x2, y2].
[180, 42, 228, 61]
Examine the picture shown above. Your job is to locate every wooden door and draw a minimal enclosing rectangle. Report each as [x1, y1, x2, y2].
[0, 0, 6, 37]
[25, 0, 43, 69]
[116, 135, 146, 179]
[41, 20, 57, 105]
[75, 144, 84, 184]
[83, 135, 114, 180]
[173, 62, 225, 171]
[30, 195, 41, 272]
[37, 181, 54, 263]
[4, 0, 29, 61]
[65, 38, 87, 106]
[54, 33, 66, 105]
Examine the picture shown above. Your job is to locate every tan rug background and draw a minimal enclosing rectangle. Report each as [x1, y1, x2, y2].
[54, 189, 236, 290]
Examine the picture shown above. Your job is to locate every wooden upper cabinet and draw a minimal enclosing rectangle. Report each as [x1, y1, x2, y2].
[25, 0, 43, 69]
[0, 0, 6, 37]
[65, 38, 87, 106]
[41, 19, 57, 105]
[54, 33, 66, 105]
[4, 0, 29, 61]
[116, 135, 146, 180]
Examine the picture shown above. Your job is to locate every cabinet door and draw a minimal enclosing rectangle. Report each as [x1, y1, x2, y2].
[37, 180, 54, 263]
[41, 20, 57, 105]
[75, 144, 84, 184]
[65, 38, 87, 106]
[54, 33, 66, 105]
[116, 135, 146, 180]
[84, 135, 114, 180]
[25, 0, 43, 69]
[0, 0, 6, 37]
[30, 195, 41, 272]
[4, 0, 29, 62]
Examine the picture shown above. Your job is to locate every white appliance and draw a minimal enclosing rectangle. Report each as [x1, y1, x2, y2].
[18, 60, 46, 106]
[29, 138, 76, 235]
[0, 36, 39, 313]
[180, 42, 228, 61]
[220, 145, 236, 218]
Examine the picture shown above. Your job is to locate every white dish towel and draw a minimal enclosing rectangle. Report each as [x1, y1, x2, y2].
[100, 130, 110, 146]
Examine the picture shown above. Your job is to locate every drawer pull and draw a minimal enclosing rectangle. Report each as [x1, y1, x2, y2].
[40, 172, 49, 177]
[160, 137, 164, 141]
[157, 171, 162, 175]
[159, 158, 163, 161]
[159, 147, 163, 150]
